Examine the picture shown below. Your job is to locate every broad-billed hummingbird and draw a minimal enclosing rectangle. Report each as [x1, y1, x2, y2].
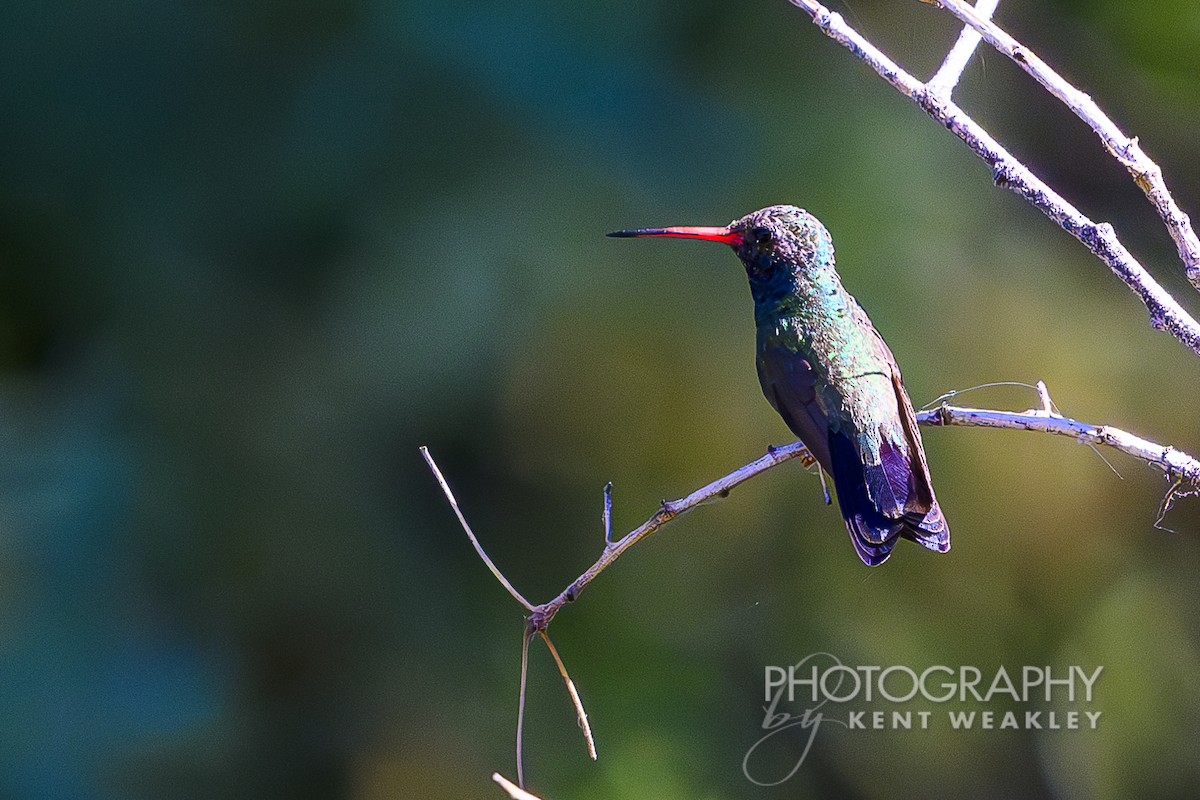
[609, 205, 948, 565]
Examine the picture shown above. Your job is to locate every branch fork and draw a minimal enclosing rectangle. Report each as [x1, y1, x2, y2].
[788, 0, 1200, 354]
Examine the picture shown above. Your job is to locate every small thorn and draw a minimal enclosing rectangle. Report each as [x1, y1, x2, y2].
[1035, 380, 1054, 414]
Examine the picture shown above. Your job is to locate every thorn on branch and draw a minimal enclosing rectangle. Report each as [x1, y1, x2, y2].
[1035, 380, 1055, 415]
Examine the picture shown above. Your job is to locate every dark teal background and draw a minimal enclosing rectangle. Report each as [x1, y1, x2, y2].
[1, 1, 1198, 798]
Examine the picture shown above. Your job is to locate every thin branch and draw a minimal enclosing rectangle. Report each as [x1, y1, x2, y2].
[933, 0, 1200, 291]
[783, 0, 1200, 357]
[427, 402, 1198, 622]
[519, 402, 1197, 636]
[516, 629, 533, 788]
[526, 441, 814, 632]
[426, 399, 1198, 639]
[493, 773, 545, 800]
[927, 0, 1000, 97]
[420, 446, 535, 611]
[538, 631, 597, 761]
[916, 404, 1200, 486]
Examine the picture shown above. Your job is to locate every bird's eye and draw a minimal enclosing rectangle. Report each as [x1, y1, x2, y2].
[750, 226, 774, 246]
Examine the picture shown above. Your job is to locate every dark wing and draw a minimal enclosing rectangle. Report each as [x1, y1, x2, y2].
[824, 365, 950, 566]
[889, 363, 949, 553]
[827, 428, 903, 565]
[757, 343, 948, 565]
[758, 344, 901, 565]
[756, 344, 832, 471]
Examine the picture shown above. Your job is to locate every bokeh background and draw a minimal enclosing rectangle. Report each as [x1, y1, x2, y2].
[2, 0, 1199, 798]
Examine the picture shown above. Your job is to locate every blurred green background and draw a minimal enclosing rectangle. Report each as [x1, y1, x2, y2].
[2, 0, 1199, 798]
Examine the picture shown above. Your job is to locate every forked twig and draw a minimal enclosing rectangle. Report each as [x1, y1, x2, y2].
[784, 0, 1200, 356]
[927, 0, 999, 96]
[933, 0, 1200, 291]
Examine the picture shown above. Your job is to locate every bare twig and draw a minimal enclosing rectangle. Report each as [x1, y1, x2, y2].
[916, 404, 1200, 486]
[516, 629, 533, 788]
[527, 441, 814, 632]
[933, 0, 1200, 291]
[420, 446, 534, 611]
[783, 0, 1200, 356]
[422, 440, 812, 785]
[493, 773, 545, 800]
[538, 631, 597, 761]
[927, 0, 1000, 97]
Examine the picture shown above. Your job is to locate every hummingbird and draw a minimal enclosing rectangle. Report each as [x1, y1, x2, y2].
[608, 205, 948, 565]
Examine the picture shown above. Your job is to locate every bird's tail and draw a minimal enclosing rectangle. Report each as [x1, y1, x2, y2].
[828, 432, 950, 566]
[900, 502, 950, 554]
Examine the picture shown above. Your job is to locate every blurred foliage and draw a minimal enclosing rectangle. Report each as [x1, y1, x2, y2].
[1, 0, 1198, 798]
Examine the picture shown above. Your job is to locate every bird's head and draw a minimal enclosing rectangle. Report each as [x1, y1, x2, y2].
[608, 204, 834, 289]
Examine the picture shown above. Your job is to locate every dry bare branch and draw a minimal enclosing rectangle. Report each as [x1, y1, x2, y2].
[927, 0, 999, 96]
[420, 446, 534, 611]
[933, 0, 1200, 291]
[783, 0, 1200, 356]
